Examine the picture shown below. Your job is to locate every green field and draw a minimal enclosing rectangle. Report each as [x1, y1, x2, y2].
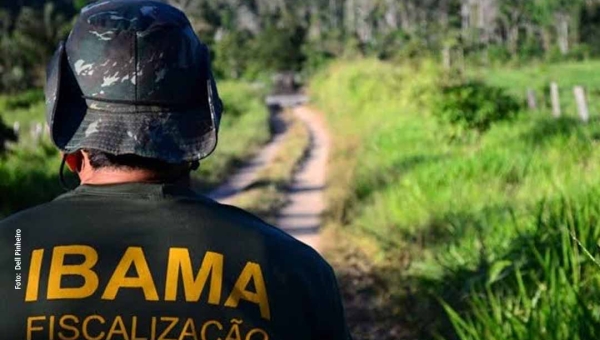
[0, 82, 269, 218]
[311, 59, 600, 339]
[471, 61, 600, 120]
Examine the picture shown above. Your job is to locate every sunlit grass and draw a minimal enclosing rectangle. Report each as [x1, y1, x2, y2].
[311, 59, 600, 338]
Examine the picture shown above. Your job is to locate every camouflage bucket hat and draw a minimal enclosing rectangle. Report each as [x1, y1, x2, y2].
[45, 0, 223, 163]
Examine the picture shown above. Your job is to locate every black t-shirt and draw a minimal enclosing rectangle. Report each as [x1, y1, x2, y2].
[0, 183, 351, 340]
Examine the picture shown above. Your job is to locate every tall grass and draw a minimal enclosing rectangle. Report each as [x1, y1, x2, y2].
[311, 59, 600, 338]
[443, 196, 600, 339]
[0, 81, 270, 217]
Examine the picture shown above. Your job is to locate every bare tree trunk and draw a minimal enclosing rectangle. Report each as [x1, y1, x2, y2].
[344, 0, 357, 36]
[461, 0, 471, 39]
[329, 0, 338, 31]
[479, 0, 488, 44]
[236, 4, 260, 34]
[525, 23, 535, 41]
[508, 24, 519, 57]
[308, 2, 321, 40]
[442, 45, 451, 70]
[574, 86, 590, 123]
[483, 0, 499, 42]
[541, 27, 552, 53]
[384, 0, 399, 31]
[355, 0, 374, 43]
[555, 12, 570, 55]
[551, 82, 561, 118]
[438, 0, 450, 30]
[398, 2, 412, 33]
[416, 1, 430, 34]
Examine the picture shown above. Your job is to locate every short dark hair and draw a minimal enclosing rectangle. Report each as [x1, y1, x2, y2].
[84, 149, 194, 180]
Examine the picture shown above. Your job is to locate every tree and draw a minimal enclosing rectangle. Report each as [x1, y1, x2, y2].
[0, 2, 72, 92]
[579, 2, 600, 55]
[212, 29, 254, 78]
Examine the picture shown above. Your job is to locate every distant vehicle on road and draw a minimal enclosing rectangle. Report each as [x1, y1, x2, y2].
[272, 71, 302, 94]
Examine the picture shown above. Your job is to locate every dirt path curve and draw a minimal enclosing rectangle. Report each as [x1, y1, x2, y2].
[276, 106, 329, 252]
[208, 97, 329, 252]
[208, 111, 288, 205]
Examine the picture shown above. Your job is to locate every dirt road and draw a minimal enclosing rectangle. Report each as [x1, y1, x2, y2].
[208, 98, 328, 251]
[208, 108, 288, 206]
[276, 107, 329, 251]
[209, 100, 404, 339]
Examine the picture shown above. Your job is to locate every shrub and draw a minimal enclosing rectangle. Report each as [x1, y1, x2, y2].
[435, 81, 521, 134]
[0, 116, 17, 154]
[4, 89, 43, 110]
[0, 140, 66, 218]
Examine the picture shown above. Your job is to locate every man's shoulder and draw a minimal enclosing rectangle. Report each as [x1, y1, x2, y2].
[0, 201, 57, 227]
[1, 191, 330, 270]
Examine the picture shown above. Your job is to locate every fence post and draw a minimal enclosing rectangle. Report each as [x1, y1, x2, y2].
[526, 88, 537, 110]
[30, 123, 43, 143]
[573, 86, 590, 123]
[550, 82, 561, 118]
[457, 48, 465, 74]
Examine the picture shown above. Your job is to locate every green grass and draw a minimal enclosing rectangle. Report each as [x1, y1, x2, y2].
[311, 59, 600, 339]
[0, 81, 270, 218]
[442, 196, 600, 340]
[0, 90, 65, 218]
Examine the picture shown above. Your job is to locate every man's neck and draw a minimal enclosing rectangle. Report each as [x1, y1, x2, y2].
[80, 169, 189, 186]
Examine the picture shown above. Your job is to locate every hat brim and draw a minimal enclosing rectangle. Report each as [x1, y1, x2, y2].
[62, 108, 218, 163]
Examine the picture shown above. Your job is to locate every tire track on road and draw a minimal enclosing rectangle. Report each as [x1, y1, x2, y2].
[208, 110, 288, 205]
[276, 106, 329, 251]
[208, 100, 329, 252]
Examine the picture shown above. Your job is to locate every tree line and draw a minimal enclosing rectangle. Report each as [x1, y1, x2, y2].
[3, 0, 600, 92]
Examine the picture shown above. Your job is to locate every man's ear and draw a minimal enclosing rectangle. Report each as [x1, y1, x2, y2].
[64, 151, 84, 173]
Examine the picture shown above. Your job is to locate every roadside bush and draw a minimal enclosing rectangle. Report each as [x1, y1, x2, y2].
[0, 4, 71, 92]
[0, 140, 65, 218]
[486, 45, 512, 64]
[435, 81, 521, 134]
[4, 89, 43, 110]
[0, 116, 16, 154]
